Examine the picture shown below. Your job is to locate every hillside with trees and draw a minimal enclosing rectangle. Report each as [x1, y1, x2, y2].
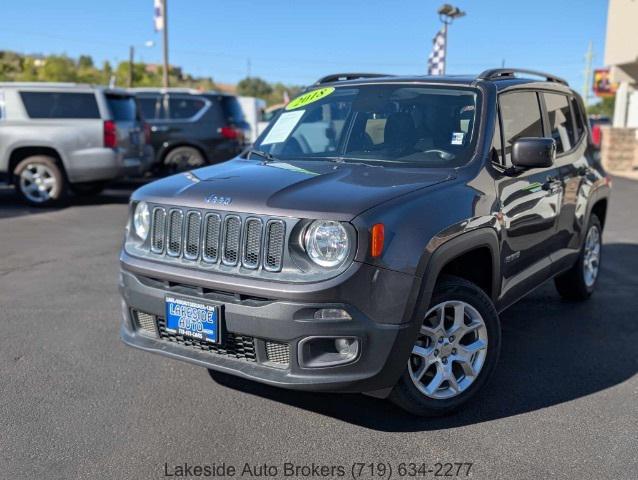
[0, 51, 300, 105]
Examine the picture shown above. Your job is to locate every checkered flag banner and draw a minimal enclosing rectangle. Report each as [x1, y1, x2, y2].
[428, 27, 446, 75]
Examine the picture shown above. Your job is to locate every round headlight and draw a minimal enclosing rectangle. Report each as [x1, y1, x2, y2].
[304, 220, 350, 267]
[133, 201, 150, 241]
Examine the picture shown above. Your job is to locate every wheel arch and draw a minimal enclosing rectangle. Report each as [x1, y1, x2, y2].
[9, 146, 67, 182]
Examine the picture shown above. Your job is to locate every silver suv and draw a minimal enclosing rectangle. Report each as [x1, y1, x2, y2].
[0, 82, 153, 206]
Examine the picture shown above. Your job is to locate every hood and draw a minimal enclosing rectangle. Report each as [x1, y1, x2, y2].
[132, 158, 453, 220]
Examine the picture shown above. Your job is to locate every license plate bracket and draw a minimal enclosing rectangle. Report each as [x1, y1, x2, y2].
[164, 295, 221, 344]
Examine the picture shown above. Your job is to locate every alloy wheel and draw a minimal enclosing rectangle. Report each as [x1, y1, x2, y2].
[583, 225, 601, 288]
[409, 300, 488, 400]
[19, 163, 58, 204]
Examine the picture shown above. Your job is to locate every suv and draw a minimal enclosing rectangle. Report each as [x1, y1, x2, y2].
[0, 82, 152, 206]
[132, 89, 249, 172]
[119, 70, 610, 416]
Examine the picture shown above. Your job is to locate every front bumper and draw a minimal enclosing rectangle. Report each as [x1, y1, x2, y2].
[119, 254, 419, 394]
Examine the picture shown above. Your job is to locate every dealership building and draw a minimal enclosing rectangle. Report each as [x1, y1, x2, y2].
[605, 0, 638, 127]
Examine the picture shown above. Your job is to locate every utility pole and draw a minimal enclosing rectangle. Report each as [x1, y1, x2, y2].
[582, 40, 594, 108]
[161, 0, 169, 88]
[128, 46, 135, 87]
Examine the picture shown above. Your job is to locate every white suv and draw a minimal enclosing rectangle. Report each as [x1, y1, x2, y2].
[0, 82, 153, 206]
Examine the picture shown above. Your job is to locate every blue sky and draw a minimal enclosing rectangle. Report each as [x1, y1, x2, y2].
[1, 0, 609, 92]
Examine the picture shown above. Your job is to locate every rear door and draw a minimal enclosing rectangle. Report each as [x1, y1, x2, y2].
[105, 93, 145, 158]
[542, 92, 591, 269]
[494, 89, 564, 303]
[136, 93, 168, 153]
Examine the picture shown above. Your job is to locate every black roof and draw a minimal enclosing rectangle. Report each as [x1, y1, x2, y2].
[311, 69, 573, 94]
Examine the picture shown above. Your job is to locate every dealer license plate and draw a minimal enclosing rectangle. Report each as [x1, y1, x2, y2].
[165, 296, 220, 344]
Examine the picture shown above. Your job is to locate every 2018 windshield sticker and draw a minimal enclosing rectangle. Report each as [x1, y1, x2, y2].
[285, 87, 335, 110]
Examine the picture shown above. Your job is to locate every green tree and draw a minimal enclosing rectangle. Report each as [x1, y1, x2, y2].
[588, 96, 615, 118]
[38, 55, 77, 82]
[237, 76, 273, 98]
[78, 55, 94, 69]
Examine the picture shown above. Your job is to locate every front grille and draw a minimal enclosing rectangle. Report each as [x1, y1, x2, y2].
[265, 341, 290, 367]
[149, 206, 286, 273]
[156, 316, 257, 362]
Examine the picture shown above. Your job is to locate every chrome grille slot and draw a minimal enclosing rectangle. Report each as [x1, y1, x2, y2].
[264, 220, 285, 272]
[242, 218, 263, 269]
[203, 213, 221, 262]
[150, 207, 166, 253]
[184, 211, 202, 260]
[167, 209, 184, 256]
[222, 215, 241, 266]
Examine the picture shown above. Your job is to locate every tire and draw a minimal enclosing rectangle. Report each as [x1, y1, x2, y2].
[70, 181, 107, 196]
[390, 275, 501, 417]
[163, 146, 205, 172]
[13, 155, 66, 207]
[554, 215, 602, 301]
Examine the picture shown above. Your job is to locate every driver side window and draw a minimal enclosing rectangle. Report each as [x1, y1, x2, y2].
[499, 91, 544, 166]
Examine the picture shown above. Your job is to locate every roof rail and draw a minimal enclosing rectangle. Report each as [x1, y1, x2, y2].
[477, 68, 568, 86]
[314, 73, 393, 85]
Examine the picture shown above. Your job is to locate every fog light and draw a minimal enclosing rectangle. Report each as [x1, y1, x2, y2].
[314, 308, 352, 321]
[298, 336, 360, 368]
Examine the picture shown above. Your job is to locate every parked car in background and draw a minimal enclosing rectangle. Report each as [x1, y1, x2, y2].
[237, 96, 267, 144]
[132, 89, 250, 172]
[0, 82, 152, 206]
[589, 115, 611, 149]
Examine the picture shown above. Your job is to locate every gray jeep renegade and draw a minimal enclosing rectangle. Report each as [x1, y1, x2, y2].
[119, 70, 611, 416]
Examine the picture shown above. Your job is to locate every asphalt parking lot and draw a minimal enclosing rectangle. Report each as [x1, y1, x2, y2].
[0, 176, 637, 480]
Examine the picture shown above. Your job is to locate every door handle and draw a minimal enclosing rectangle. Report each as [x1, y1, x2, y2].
[151, 125, 170, 132]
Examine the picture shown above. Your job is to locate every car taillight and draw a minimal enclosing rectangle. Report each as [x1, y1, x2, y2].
[104, 120, 117, 148]
[143, 123, 151, 144]
[592, 125, 602, 147]
[219, 126, 239, 140]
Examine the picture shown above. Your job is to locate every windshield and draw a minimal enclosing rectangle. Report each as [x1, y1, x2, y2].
[252, 84, 479, 168]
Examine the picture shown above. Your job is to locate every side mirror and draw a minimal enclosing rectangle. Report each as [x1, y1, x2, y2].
[511, 137, 556, 169]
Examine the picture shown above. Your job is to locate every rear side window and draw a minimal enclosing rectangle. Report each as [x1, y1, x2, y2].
[499, 91, 543, 164]
[571, 97, 586, 142]
[107, 94, 137, 121]
[20, 92, 100, 119]
[544, 93, 574, 154]
[219, 96, 245, 123]
[168, 96, 206, 120]
[138, 95, 164, 120]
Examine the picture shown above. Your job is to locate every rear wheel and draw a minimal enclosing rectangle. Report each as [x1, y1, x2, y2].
[554, 215, 602, 301]
[163, 146, 205, 172]
[390, 276, 501, 416]
[13, 156, 65, 207]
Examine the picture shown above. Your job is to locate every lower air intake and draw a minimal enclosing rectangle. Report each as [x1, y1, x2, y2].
[265, 341, 290, 367]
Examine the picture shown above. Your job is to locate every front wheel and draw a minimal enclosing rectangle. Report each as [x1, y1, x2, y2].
[554, 215, 602, 301]
[390, 276, 501, 416]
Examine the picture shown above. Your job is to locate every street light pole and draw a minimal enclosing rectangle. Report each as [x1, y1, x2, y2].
[162, 0, 169, 88]
[128, 46, 135, 88]
[437, 4, 466, 75]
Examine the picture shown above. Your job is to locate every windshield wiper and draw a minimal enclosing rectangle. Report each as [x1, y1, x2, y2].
[245, 148, 277, 162]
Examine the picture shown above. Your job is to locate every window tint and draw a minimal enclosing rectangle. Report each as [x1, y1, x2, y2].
[219, 96, 245, 123]
[107, 94, 137, 121]
[20, 92, 100, 119]
[499, 91, 543, 164]
[544, 93, 574, 153]
[168, 96, 206, 119]
[571, 97, 586, 142]
[137, 95, 164, 120]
